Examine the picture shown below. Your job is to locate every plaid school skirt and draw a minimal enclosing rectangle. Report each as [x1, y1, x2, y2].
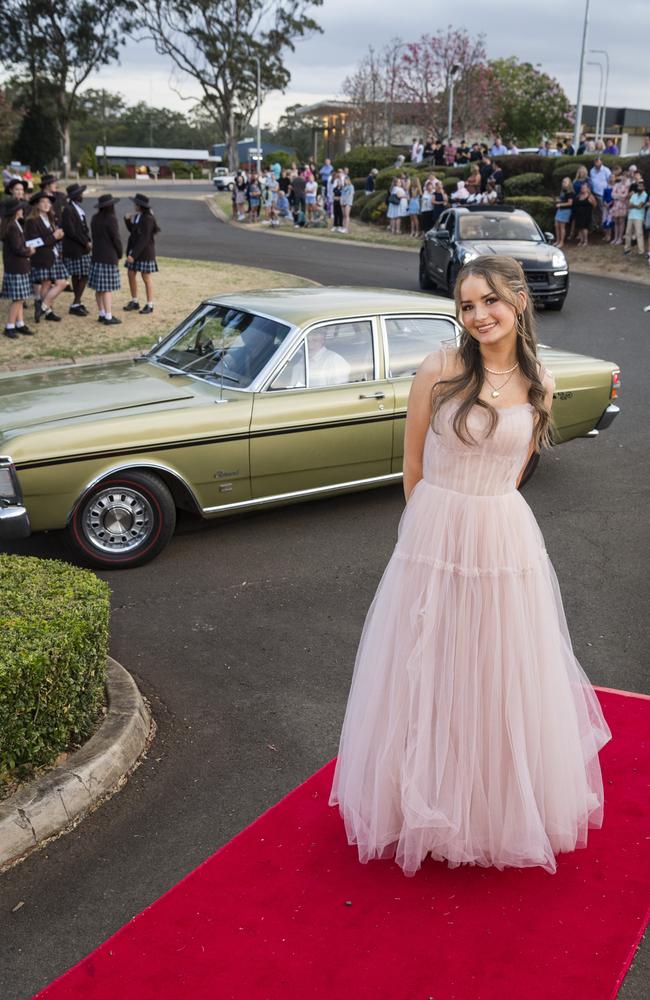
[125, 259, 158, 273]
[64, 253, 91, 278]
[31, 259, 70, 283]
[1, 272, 33, 300]
[88, 261, 121, 292]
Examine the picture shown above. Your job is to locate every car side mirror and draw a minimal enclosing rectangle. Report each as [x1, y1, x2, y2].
[544, 232, 555, 243]
[435, 229, 451, 241]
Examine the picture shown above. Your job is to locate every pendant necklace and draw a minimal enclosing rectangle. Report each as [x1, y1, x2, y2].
[484, 367, 518, 398]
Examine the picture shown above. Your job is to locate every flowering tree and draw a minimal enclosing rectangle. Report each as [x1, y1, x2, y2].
[396, 28, 495, 140]
[488, 58, 573, 145]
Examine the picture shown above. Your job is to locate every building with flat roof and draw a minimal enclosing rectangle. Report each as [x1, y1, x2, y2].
[94, 146, 218, 177]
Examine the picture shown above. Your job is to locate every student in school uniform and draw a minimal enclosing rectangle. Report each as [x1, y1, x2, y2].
[23, 191, 68, 323]
[123, 193, 160, 314]
[88, 193, 123, 325]
[39, 173, 67, 226]
[1, 197, 36, 339]
[3, 177, 27, 204]
[61, 183, 92, 316]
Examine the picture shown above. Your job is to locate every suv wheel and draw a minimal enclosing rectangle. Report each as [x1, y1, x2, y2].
[419, 253, 435, 290]
[67, 470, 176, 569]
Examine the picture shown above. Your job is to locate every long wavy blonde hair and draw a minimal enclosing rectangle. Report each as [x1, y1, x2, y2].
[430, 255, 555, 452]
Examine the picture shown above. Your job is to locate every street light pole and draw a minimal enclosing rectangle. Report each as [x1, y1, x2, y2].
[590, 48, 610, 142]
[587, 61, 603, 144]
[253, 55, 262, 173]
[447, 64, 460, 145]
[573, 0, 591, 152]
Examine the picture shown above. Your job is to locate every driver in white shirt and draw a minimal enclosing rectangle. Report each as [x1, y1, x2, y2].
[308, 327, 351, 387]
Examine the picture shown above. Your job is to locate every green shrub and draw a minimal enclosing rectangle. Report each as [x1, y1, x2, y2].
[442, 176, 461, 193]
[351, 192, 369, 218]
[503, 172, 545, 196]
[0, 555, 110, 780]
[359, 190, 388, 224]
[268, 150, 295, 170]
[334, 145, 403, 176]
[108, 162, 127, 179]
[505, 195, 556, 233]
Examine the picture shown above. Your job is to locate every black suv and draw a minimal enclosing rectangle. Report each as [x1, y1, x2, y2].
[419, 205, 569, 310]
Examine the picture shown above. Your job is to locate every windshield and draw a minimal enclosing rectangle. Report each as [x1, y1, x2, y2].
[150, 304, 291, 388]
[458, 214, 540, 241]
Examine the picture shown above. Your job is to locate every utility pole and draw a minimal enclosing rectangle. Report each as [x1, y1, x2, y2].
[590, 49, 610, 141]
[253, 55, 262, 172]
[573, 0, 591, 152]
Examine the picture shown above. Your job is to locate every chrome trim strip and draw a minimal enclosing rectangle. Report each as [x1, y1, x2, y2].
[201, 472, 403, 514]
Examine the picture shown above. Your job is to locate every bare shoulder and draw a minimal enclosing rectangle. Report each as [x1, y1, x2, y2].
[418, 343, 458, 380]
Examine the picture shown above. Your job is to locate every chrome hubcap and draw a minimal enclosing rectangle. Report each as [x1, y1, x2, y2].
[82, 487, 154, 553]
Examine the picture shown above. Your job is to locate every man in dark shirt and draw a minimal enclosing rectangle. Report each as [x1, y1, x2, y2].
[290, 172, 307, 214]
[456, 141, 470, 165]
[469, 143, 482, 162]
[479, 156, 494, 192]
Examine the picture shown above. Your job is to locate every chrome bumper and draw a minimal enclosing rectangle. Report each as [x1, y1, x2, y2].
[0, 504, 31, 540]
[595, 403, 620, 431]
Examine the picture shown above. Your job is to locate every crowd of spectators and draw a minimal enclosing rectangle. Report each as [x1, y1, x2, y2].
[228, 159, 355, 233]
[552, 160, 650, 264]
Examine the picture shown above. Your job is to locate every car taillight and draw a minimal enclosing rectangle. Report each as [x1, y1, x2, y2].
[610, 369, 621, 400]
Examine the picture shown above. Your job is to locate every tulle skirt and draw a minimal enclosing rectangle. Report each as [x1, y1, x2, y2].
[329, 480, 613, 876]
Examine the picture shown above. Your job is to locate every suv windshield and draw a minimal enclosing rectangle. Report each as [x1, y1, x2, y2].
[458, 214, 540, 241]
[151, 304, 291, 388]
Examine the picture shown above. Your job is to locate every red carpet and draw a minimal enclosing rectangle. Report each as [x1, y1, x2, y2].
[38, 688, 649, 1000]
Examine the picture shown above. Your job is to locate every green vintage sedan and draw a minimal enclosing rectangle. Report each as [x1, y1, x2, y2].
[0, 287, 620, 568]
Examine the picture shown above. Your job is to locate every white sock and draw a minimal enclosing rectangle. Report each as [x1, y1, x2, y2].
[131, 297, 138, 304]
[147, 301, 153, 307]
[16, 321, 24, 327]
[43, 306, 52, 315]
[98, 310, 106, 318]
[105, 313, 112, 320]
[6, 323, 15, 329]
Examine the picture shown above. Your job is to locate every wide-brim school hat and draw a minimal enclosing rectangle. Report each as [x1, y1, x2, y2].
[95, 193, 120, 209]
[66, 183, 87, 200]
[130, 193, 151, 208]
[40, 173, 57, 187]
[5, 178, 25, 194]
[1, 197, 29, 217]
[29, 191, 54, 205]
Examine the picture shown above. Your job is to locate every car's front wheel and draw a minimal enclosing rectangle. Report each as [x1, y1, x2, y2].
[67, 471, 176, 569]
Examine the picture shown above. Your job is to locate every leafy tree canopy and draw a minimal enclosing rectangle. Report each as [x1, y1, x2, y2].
[488, 57, 573, 145]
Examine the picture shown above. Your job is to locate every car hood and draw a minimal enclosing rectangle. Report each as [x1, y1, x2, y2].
[0, 359, 196, 435]
[462, 240, 559, 265]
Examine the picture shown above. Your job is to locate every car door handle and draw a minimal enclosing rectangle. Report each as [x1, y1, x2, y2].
[358, 391, 386, 399]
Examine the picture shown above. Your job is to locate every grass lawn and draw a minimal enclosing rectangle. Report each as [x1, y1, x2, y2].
[0, 256, 316, 370]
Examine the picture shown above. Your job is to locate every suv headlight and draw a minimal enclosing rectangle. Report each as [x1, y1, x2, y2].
[461, 250, 478, 262]
[551, 251, 567, 268]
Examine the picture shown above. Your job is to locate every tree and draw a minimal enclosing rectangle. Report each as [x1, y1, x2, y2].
[265, 103, 313, 161]
[137, 0, 323, 169]
[397, 28, 494, 141]
[0, 1, 136, 171]
[488, 58, 573, 145]
[342, 46, 390, 147]
[0, 87, 23, 163]
[12, 105, 61, 170]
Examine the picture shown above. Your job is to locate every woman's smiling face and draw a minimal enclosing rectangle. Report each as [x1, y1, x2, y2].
[458, 273, 523, 346]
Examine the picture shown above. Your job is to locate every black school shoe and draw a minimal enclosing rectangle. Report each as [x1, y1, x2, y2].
[18, 324, 35, 335]
[103, 316, 122, 325]
[44, 310, 61, 322]
[139, 304, 154, 315]
[3, 327, 18, 339]
[69, 305, 86, 317]
[123, 300, 140, 311]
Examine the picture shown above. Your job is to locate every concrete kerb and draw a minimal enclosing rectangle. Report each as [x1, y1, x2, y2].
[0, 658, 154, 872]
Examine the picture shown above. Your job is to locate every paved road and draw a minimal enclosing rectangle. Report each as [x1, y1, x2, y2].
[1, 189, 649, 998]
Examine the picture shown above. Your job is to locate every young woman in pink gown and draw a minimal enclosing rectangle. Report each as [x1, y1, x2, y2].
[329, 255, 612, 876]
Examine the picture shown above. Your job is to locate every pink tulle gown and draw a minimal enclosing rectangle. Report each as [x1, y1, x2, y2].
[329, 346, 612, 876]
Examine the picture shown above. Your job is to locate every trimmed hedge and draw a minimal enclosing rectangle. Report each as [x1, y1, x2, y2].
[504, 196, 556, 233]
[359, 190, 388, 224]
[0, 555, 110, 779]
[333, 145, 402, 176]
[503, 172, 545, 196]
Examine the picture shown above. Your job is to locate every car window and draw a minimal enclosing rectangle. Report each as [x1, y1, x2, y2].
[458, 214, 540, 240]
[268, 342, 307, 390]
[445, 213, 456, 237]
[306, 321, 374, 387]
[385, 316, 456, 378]
[151, 304, 291, 388]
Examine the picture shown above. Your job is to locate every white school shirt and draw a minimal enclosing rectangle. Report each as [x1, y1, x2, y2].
[309, 346, 351, 387]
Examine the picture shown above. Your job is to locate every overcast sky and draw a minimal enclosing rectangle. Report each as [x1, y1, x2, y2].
[83, 0, 646, 133]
